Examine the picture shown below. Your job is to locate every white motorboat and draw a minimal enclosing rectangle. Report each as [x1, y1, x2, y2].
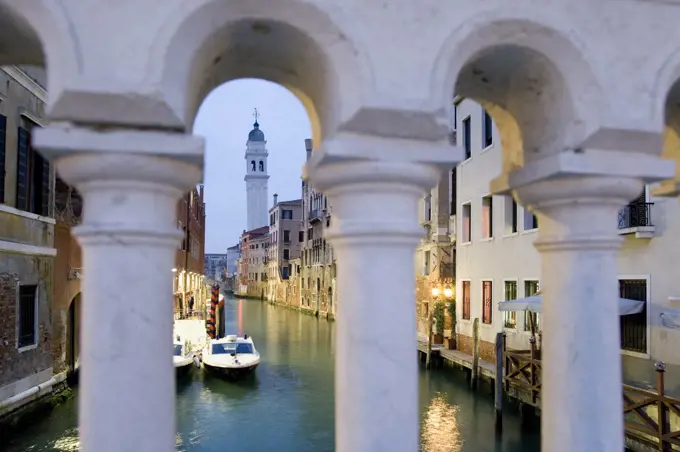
[173, 336, 198, 378]
[202, 334, 260, 380]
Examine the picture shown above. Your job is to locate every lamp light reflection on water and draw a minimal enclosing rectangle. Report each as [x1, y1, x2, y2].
[420, 394, 462, 452]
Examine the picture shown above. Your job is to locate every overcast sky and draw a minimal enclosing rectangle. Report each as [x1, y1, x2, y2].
[194, 79, 311, 253]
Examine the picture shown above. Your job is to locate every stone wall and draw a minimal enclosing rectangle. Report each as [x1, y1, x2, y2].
[0, 255, 53, 391]
[456, 333, 496, 364]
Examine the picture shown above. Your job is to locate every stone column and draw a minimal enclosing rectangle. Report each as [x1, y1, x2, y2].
[35, 126, 203, 452]
[305, 146, 445, 452]
[505, 150, 674, 452]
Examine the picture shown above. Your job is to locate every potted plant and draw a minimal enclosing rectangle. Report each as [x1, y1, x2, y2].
[445, 300, 457, 350]
[433, 302, 445, 345]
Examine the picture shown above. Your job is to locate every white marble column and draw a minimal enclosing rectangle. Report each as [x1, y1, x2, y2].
[512, 172, 657, 452]
[35, 127, 203, 452]
[305, 149, 444, 452]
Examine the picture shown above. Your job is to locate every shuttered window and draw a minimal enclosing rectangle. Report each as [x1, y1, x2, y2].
[18, 285, 38, 348]
[0, 115, 6, 203]
[16, 127, 29, 211]
[16, 126, 50, 216]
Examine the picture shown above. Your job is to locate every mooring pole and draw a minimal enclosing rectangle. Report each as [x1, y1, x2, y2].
[426, 309, 433, 369]
[494, 332, 504, 432]
[471, 318, 480, 390]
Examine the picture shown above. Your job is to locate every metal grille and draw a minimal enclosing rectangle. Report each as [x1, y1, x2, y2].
[482, 281, 493, 324]
[504, 281, 517, 328]
[524, 281, 540, 331]
[620, 279, 647, 353]
[618, 203, 653, 229]
[18, 285, 37, 348]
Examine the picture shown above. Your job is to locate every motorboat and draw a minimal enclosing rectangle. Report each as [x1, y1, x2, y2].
[173, 336, 199, 378]
[202, 334, 260, 380]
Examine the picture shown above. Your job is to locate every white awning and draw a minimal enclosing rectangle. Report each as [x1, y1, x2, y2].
[660, 310, 680, 329]
[498, 295, 644, 316]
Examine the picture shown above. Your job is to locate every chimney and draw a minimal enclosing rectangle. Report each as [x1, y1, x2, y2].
[305, 138, 313, 161]
[273, 193, 278, 207]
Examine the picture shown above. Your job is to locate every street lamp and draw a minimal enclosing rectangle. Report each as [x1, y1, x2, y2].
[443, 286, 453, 299]
[431, 287, 441, 298]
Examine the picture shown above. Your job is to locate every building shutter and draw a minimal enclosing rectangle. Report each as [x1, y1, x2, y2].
[41, 155, 50, 216]
[16, 127, 29, 210]
[0, 115, 6, 203]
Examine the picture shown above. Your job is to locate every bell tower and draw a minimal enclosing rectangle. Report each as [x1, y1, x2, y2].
[244, 109, 269, 230]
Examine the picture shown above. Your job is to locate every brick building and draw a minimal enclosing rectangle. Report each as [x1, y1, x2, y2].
[173, 186, 206, 315]
[0, 66, 61, 422]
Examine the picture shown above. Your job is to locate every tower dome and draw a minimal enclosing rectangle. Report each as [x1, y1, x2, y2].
[248, 121, 265, 142]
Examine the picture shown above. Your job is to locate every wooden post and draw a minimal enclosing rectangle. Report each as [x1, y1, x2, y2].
[470, 318, 480, 390]
[494, 332, 504, 432]
[426, 309, 433, 369]
[656, 361, 670, 451]
[529, 335, 537, 405]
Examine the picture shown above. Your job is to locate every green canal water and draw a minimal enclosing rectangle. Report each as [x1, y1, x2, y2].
[3, 297, 540, 452]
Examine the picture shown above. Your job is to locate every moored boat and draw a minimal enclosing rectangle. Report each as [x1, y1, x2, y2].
[202, 334, 260, 380]
[173, 337, 198, 378]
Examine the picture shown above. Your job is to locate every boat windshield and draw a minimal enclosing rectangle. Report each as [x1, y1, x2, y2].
[212, 343, 254, 355]
[173, 344, 183, 356]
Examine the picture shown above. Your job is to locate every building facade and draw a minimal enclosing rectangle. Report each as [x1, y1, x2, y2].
[204, 253, 228, 281]
[173, 186, 206, 316]
[454, 97, 680, 366]
[10, 2, 680, 450]
[267, 194, 303, 302]
[300, 139, 336, 317]
[237, 226, 269, 298]
[0, 66, 61, 421]
[244, 119, 269, 231]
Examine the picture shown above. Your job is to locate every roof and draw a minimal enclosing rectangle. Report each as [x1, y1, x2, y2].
[248, 121, 265, 142]
[242, 226, 269, 238]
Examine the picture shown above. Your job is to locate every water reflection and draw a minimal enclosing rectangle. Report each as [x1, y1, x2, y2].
[4, 297, 538, 452]
[421, 395, 462, 452]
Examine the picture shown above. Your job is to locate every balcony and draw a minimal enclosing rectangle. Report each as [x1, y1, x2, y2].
[309, 209, 324, 224]
[618, 202, 654, 239]
[54, 177, 83, 227]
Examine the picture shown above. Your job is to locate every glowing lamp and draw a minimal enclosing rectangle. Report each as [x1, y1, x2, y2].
[431, 287, 441, 298]
[443, 287, 454, 299]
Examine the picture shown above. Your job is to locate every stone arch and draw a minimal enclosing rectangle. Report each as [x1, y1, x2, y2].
[151, 0, 372, 144]
[0, 0, 81, 95]
[66, 292, 82, 375]
[431, 14, 605, 173]
[653, 49, 680, 186]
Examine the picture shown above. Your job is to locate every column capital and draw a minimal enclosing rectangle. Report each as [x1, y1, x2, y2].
[303, 135, 456, 245]
[33, 125, 203, 246]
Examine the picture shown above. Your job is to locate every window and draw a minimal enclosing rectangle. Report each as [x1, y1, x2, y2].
[283, 249, 290, 260]
[463, 116, 471, 159]
[461, 203, 471, 243]
[299, 230, 304, 242]
[481, 196, 493, 239]
[259, 160, 264, 172]
[282, 209, 293, 220]
[16, 127, 50, 216]
[620, 279, 647, 353]
[449, 169, 457, 216]
[308, 228, 313, 240]
[461, 281, 471, 320]
[424, 195, 432, 222]
[524, 281, 540, 332]
[482, 110, 493, 148]
[524, 209, 538, 231]
[0, 114, 6, 203]
[503, 281, 517, 328]
[482, 281, 493, 324]
[504, 196, 518, 234]
[18, 284, 38, 348]
[282, 266, 289, 279]
[283, 230, 290, 243]
[423, 251, 430, 276]
[251, 160, 256, 172]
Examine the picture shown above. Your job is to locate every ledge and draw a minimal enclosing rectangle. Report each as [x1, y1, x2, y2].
[0, 240, 57, 257]
[618, 226, 655, 239]
[0, 204, 55, 225]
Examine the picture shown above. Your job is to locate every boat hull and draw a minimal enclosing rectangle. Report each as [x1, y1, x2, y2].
[175, 362, 193, 378]
[203, 361, 258, 380]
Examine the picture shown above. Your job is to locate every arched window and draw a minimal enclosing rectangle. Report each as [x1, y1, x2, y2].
[251, 160, 256, 171]
[259, 161, 264, 172]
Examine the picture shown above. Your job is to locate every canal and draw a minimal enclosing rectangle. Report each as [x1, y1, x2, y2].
[3, 296, 540, 452]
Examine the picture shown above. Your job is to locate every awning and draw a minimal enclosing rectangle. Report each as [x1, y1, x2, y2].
[498, 295, 645, 316]
[660, 310, 680, 329]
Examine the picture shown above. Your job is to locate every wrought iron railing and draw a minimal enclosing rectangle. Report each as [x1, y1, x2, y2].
[54, 178, 83, 226]
[618, 202, 653, 229]
[309, 209, 324, 223]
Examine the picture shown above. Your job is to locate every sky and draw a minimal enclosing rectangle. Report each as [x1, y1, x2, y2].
[193, 79, 311, 254]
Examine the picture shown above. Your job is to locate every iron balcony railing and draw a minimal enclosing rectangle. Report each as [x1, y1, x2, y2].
[309, 209, 325, 223]
[618, 202, 653, 229]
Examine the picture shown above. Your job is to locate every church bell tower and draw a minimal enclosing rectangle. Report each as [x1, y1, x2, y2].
[244, 108, 269, 230]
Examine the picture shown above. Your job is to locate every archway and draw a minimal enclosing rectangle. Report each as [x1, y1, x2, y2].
[66, 292, 82, 376]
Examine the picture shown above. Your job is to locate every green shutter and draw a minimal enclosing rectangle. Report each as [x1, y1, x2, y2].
[16, 127, 29, 210]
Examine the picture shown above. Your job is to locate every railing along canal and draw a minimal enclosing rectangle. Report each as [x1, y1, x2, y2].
[502, 345, 680, 451]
